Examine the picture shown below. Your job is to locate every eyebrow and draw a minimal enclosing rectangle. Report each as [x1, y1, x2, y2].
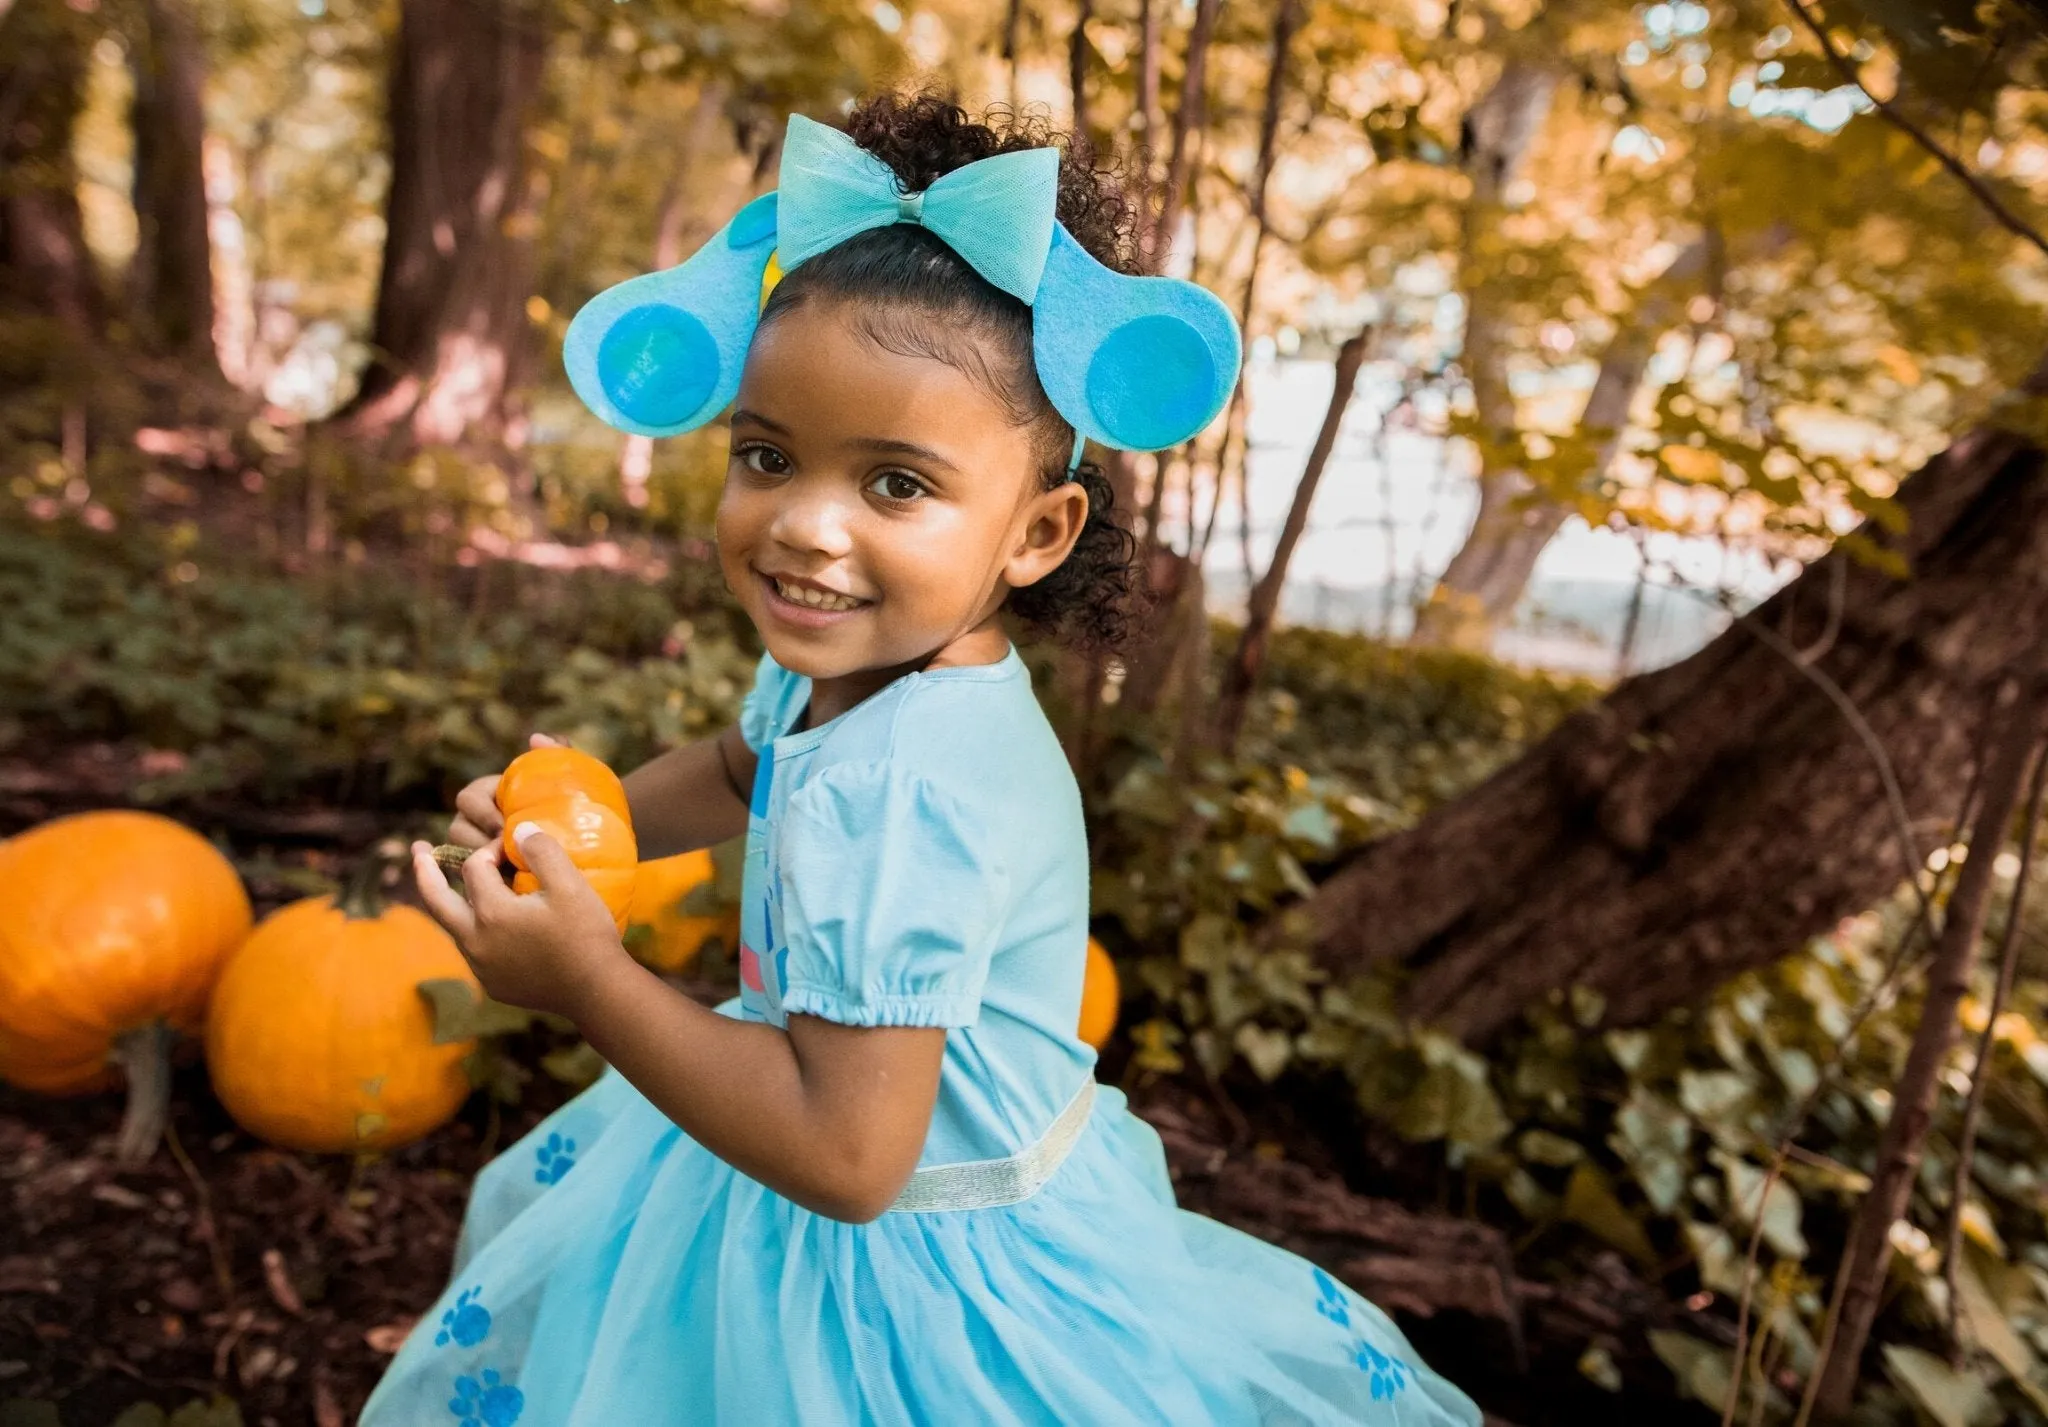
[730, 409, 961, 474]
[847, 436, 960, 473]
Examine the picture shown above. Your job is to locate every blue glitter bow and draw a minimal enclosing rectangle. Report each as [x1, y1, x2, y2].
[564, 114, 1241, 473]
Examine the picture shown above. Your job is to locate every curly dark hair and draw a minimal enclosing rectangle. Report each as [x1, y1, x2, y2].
[755, 90, 1149, 656]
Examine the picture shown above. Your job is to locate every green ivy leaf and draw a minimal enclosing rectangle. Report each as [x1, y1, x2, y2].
[0, 1403, 63, 1427]
[418, 979, 537, 1044]
[1717, 1153, 1807, 1260]
[1517, 1128, 1584, 1167]
[1882, 1345, 2000, 1427]
[1280, 800, 1338, 853]
[1235, 1023, 1293, 1082]
[1648, 1331, 1741, 1414]
[1563, 1163, 1659, 1268]
[167, 1403, 243, 1427]
[540, 1040, 608, 1089]
[1683, 1220, 1746, 1297]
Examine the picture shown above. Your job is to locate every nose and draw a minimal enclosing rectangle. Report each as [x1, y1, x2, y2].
[765, 477, 856, 561]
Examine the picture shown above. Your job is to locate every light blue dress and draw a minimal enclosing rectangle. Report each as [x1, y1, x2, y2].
[359, 648, 1482, 1427]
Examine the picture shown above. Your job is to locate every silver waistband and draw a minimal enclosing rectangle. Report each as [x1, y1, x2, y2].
[887, 1078, 1098, 1214]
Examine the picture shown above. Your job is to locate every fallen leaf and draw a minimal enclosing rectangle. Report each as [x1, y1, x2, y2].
[363, 1320, 415, 1354]
[91, 1183, 150, 1210]
[259, 1250, 303, 1316]
[157, 1279, 204, 1313]
[313, 1373, 344, 1427]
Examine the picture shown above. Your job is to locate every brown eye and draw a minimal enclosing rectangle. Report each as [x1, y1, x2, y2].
[736, 444, 790, 476]
[868, 470, 926, 502]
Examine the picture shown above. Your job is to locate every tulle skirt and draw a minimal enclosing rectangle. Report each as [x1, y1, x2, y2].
[358, 1068, 1481, 1426]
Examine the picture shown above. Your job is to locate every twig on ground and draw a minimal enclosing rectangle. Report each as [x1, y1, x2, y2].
[162, 1117, 242, 1378]
[1940, 727, 2048, 1350]
[1808, 676, 2047, 1417]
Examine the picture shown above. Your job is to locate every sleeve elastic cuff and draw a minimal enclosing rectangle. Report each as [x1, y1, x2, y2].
[779, 981, 982, 1029]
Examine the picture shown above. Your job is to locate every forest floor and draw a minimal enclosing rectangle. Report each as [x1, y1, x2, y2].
[0, 736, 1709, 1427]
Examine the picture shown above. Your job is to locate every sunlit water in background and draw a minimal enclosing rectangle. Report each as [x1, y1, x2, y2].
[1200, 354, 1796, 677]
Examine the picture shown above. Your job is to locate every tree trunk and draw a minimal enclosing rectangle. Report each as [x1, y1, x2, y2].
[0, 0, 103, 337]
[1413, 232, 1714, 651]
[335, 0, 549, 454]
[128, 0, 217, 368]
[1148, 0, 1219, 269]
[1810, 678, 2045, 1417]
[1286, 375, 2048, 1042]
[1194, 0, 1299, 574]
[1213, 329, 1369, 749]
[1135, 0, 1161, 165]
[619, 84, 731, 506]
[1119, 547, 1208, 719]
[1405, 57, 1556, 652]
[1004, 0, 1024, 109]
[1068, 0, 1092, 149]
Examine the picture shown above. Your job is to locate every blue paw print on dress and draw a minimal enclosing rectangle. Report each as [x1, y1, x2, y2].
[534, 1132, 576, 1184]
[1353, 1340, 1411, 1402]
[447, 1367, 524, 1427]
[435, 1286, 492, 1349]
[1310, 1267, 1411, 1401]
[1310, 1268, 1351, 1328]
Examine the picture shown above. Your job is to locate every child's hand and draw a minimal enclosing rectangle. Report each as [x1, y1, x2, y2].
[446, 731, 565, 849]
[410, 823, 628, 1021]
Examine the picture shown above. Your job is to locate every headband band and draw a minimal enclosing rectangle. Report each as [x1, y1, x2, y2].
[564, 114, 1240, 480]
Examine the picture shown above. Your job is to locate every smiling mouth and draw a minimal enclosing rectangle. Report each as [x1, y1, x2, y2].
[765, 574, 869, 613]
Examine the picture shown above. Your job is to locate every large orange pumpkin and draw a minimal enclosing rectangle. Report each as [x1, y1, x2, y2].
[0, 811, 252, 1162]
[495, 747, 637, 930]
[624, 848, 739, 974]
[1078, 937, 1119, 1050]
[206, 864, 479, 1154]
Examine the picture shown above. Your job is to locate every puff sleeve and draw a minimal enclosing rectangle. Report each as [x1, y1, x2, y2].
[737, 652, 809, 752]
[775, 761, 1009, 1028]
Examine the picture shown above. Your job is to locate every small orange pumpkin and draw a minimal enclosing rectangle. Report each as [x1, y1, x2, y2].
[0, 811, 252, 1162]
[495, 747, 638, 930]
[624, 848, 739, 974]
[206, 860, 479, 1153]
[1078, 937, 1119, 1051]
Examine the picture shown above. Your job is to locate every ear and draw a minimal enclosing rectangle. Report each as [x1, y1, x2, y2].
[1002, 478, 1091, 592]
[1032, 225, 1241, 452]
[563, 193, 780, 437]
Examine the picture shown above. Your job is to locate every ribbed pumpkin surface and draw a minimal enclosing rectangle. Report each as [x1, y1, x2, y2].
[205, 897, 478, 1153]
[497, 747, 637, 930]
[624, 848, 738, 973]
[0, 811, 251, 1095]
[1078, 937, 1120, 1051]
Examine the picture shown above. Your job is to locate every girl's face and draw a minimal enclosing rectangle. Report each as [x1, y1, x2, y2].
[715, 302, 1088, 701]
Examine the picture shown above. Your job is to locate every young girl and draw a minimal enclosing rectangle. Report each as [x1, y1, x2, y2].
[364, 93, 1480, 1426]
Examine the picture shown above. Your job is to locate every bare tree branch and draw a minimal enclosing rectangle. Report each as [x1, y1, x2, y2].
[1941, 725, 2048, 1349]
[1781, 0, 2048, 261]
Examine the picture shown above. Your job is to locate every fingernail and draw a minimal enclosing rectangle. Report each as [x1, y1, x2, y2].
[511, 821, 539, 847]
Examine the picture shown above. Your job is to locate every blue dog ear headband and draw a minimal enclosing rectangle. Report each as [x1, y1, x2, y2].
[563, 113, 1242, 481]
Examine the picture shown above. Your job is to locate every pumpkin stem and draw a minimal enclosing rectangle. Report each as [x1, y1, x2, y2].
[337, 845, 392, 920]
[112, 1021, 176, 1164]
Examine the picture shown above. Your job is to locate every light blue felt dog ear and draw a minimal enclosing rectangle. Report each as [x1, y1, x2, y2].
[563, 192, 779, 437]
[1032, 224, 1241, 452]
